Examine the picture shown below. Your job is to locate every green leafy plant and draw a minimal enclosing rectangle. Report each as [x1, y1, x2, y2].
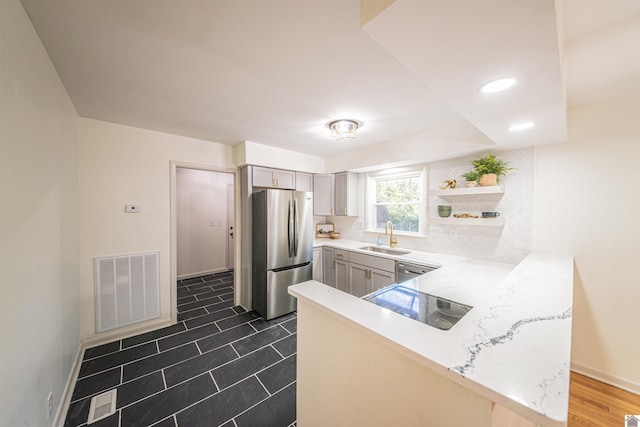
[471, 153, 514, 180]
[461, 170, 480, 182]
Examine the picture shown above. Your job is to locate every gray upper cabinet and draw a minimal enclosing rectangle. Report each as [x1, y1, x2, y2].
[334, 172, 359, 216]
[313, 174, 335, 216]
[295, 172, 313, 192]
[252, 166, 296, 189]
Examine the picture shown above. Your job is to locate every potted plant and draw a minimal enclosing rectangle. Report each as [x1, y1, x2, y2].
[470, 153, 513, 186]
[461, 170, 480, 187]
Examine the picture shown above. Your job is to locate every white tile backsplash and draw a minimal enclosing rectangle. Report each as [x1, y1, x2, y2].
[322, 148, 533, 264]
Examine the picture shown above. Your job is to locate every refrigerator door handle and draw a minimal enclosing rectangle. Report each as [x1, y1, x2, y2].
[293, 198, 299, 257]
[287, 198, 294, 258]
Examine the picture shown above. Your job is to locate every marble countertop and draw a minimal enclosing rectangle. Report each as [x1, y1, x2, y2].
[292, 245, 573, 427]
[312, 238, 467, 267]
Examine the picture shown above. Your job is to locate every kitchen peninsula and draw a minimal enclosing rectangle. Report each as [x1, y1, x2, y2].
[289, 245, 573, 427]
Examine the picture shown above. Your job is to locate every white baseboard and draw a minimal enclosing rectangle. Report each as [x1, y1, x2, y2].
[82, 317, 172, 349]
[54, 343, 84, 427]
[177, 268, 230, 281]
[53, 317, 173, 427]
[572, 362, 640, 395]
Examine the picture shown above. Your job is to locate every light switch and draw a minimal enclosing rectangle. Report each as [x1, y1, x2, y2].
[125, 205, 141, 213]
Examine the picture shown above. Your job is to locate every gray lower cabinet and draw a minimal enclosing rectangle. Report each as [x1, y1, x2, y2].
[322, 246, 335, 287]
[348, 263, 369, 297]
[348, 263, 395, 297]
[319, 246, 395, 297]
[333, 249, 349, 293]
[369, 267, 395, 293]
[312, 247, 323, 282]
[335, 258, 349, 293]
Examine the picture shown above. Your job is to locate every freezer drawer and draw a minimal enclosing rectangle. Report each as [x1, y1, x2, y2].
[256, 262, 312, 320]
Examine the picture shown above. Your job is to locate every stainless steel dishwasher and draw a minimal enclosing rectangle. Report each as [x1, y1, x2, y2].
[395, 260, 437, 283]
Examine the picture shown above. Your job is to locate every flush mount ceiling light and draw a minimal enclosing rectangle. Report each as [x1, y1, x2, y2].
[478, 77, 518, 94]
[327, 119, 362, 141]
[508, 121, 535, 132]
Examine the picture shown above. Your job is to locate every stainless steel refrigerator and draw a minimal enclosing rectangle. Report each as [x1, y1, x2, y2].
[252, 189, 313, 319]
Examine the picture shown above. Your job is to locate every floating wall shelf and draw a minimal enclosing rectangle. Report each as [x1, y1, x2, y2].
[429, 185, 505, 197]
[429, 217, 505, 227]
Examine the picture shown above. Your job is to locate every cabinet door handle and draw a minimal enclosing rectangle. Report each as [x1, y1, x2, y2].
[344, 207, 347, 214]
[333, 260, 336, 268]
[331, 207, 334, 215]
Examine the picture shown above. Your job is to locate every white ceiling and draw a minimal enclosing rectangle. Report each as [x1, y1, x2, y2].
[20, 0, 640, 159]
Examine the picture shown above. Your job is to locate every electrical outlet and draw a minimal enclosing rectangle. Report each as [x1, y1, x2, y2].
[449, 229, 458, 239]
[47, 391, 53, 419]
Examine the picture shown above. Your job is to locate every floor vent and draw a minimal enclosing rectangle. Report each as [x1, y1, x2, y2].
[94, 251, 160, 333]
[87, 389, 117, 424]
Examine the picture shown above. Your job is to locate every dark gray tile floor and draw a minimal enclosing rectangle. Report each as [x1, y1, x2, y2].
[64, 271, 297, 427]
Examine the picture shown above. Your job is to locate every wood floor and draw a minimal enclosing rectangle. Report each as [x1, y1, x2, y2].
[569, 371, 640, 426]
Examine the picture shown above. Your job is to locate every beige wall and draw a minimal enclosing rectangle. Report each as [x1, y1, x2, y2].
[0, 1, 80, 425]
[78, 118, 234, 340]
[533, 97, 640, 391]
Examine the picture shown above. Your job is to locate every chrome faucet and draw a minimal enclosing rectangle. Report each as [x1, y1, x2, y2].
[385, 221, 398, 248]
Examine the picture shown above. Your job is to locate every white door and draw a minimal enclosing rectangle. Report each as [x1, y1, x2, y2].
[227, 184, 235, 270]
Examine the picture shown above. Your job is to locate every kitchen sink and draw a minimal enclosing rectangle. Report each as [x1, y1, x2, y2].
[359, 246, 411, 256]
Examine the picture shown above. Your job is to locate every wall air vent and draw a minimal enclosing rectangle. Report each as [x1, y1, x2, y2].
[94, 251, 160, 333]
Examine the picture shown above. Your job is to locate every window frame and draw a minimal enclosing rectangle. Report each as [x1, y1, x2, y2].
[365, 167, 427, 237]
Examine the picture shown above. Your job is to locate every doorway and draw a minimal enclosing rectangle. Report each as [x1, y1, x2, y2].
[170, 162, 237, 324]
[176, 167, 234, 279]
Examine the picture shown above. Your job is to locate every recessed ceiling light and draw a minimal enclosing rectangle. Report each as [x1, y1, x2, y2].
[508, 121, 535, 132]
[479, 77, 518, 94]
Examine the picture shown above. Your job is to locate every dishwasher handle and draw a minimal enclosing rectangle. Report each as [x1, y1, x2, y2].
[402, 267, 429, 275]
[396, 262, 436, 276]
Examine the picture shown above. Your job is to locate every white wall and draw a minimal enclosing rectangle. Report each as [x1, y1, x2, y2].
[533, 97, 640, 391]
[325, 121, 494, 173]
[0, 1, 80, 425]
[177, 168, 234, 278]
[78, 118, 235, 340]
[331, 148, 534, 264]
[240, 141, 325, 173]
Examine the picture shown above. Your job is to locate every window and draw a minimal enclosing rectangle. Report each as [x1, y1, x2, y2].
[369, 170, 424, 235]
